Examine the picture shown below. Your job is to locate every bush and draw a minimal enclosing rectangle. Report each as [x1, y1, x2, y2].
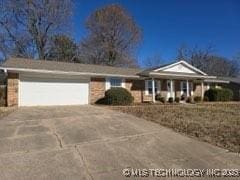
[96, 87, 133, 105]
[204, 88, 233, 101]
[194, 96, 202, 102]
[203, 96, 209, 102]
[155, 94, 161, 101]
[175, 97, 180, 103]
[168, 97, 174, 103]
[159, 97, 166, 103]
[181, 94, 186, 100]
[186, 96, 194, 103]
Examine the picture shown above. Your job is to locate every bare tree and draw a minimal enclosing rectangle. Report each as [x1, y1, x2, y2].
[176, 44, 190, 61]
[47, 35, 79, 62]
[143, 54, 163, 68]
[79, 4, 141, 67]
[176, 44, 239, 77]
[0, 0, 73, 60]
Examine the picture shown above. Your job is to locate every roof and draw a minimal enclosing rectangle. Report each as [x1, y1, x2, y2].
[217, 76, 240, 84]
[139, 60, 208, 78]
[1, 58, 142, 77]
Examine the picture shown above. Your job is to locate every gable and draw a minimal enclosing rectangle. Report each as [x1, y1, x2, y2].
[161, 64, 196, 74]
[152, 60, 207, 75]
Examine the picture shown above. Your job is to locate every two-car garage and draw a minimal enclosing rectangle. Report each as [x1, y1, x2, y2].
[19, 74, 89, 106]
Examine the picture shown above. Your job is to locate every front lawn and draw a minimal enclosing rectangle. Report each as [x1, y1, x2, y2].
[111, 103, 240, 153]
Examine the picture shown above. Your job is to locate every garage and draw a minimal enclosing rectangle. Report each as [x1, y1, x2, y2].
[19, 75, 89, 106]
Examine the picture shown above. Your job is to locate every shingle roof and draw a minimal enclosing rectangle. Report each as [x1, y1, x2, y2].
[1, 58, 143, 77]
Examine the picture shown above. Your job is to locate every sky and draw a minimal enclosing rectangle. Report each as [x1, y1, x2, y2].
[72, 0, 240, 66]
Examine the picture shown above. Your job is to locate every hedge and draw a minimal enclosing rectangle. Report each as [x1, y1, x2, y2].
[96, 87, 134, 105]
[204, 88, 233, 101]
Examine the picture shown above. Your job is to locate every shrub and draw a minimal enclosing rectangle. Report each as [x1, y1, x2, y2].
[175, 97, 180, 103]
[186, 96, 194, 103]
[168, 97, 174, 103]
[203, 96, 209, 102]
[96, 87, 134, 105]
[204, 88, 233, 101]
[159, 97, 166, 103]
[181, 94, 186, 100]
[194, 96, 202, 102]
[155, 93, 161, 101]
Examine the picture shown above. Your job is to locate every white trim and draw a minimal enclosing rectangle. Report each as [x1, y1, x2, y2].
[186, 80, 189, 97]
[1, 67, 140, 78]
[190, 82, 194, 96]
[204, 79, 229, 83]
[150, 72, 215, 79]
[201, 81, 204, 99]
[121, 78, 125, 88]
[105, 78, 110, 90]
[180, 81, 184, 96]
[106, 77, 125, 90]
[18, 74, 21, 106]
[156, 80, 161, 94]
[153, 60, 207, 75]
[152, 78, 155, 103]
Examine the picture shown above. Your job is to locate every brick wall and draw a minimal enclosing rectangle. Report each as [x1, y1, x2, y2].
[90, 78, 145, 104]
[90, 78, 106, 104]
[125, 80, 144, 103]
[7, 73, 19, 106]
[194, 83, 209, 97]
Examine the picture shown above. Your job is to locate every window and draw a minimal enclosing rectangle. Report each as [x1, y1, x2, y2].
[181, 81, 193, 96]
[146, 80, 160, 95]
[110, 78, 122, 88]
[148, 81, 153, 95]
[181, 81, 187, 95]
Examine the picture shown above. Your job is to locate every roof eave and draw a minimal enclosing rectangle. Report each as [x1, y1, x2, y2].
[148, 72, 215, 79]
[0, 67, 140, 79]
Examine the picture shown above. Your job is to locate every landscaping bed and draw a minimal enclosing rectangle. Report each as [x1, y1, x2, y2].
[111, 102, 240, 153]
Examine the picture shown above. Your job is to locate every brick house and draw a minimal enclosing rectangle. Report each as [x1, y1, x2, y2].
[0, 58, 229, 106]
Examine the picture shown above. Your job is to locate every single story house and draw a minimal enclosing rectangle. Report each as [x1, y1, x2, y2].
[0, 58, 229, 106]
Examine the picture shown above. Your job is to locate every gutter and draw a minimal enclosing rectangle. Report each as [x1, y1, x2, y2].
[204, 79, 229, 83]
[0, 67, 140, 79]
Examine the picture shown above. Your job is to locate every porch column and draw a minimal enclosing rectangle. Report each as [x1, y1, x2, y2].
[170, 80, 173, 97]
[186, 80, 189, 97]
[201, 81, 204, 100]
[152, 78, 155, 103]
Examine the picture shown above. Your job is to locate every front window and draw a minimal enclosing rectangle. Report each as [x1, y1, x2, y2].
[147, 80, 159, 95]
[110, 78, 122, 88]
[181, 81, 187, 94]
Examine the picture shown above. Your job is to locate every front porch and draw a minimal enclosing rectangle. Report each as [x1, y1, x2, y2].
[144, 78, 205, 103]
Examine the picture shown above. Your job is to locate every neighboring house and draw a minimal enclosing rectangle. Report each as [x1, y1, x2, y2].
[0, 58, 229, 106]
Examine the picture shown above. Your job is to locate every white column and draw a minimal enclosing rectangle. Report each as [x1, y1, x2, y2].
[170, 80, 173, 97]
[186, 80, 189, 97]
[201, 81, 204, 100]
[152, 78, 155, 103]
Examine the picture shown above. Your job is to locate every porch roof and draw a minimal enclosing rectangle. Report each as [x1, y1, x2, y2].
[141, 71, 216, 80]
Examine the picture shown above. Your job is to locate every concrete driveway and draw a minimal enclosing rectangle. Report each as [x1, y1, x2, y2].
[0, 106, 239, 180]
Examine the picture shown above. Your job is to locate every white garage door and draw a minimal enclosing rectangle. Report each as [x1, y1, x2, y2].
[19, 76, 89, 106]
